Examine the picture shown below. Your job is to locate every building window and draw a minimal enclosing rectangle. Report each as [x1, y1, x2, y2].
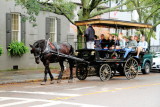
[49, 17, 57, 42]
[11, 13, 21, 42]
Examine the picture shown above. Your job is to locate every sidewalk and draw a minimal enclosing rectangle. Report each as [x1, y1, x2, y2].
[0, 69, 61, 85]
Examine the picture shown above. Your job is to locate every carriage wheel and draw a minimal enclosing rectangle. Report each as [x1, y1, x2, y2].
[99, 64, 112, 81]
[124, 57, 138, 80]
[76, 64, 88, 80]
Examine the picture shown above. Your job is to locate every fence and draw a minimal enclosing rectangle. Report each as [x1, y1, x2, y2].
[150, 45, 160, 53]
[74, 42, 86, 50]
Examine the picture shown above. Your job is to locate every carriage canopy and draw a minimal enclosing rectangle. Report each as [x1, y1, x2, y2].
[75, 19, 152, 29]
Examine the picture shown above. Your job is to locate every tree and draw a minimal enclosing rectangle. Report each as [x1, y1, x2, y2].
[126, 0, 160, 46]
[15, 0, 158, 48]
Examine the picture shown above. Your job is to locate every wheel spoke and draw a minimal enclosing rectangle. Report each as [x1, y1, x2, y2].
[76, 64, 88, 80]
[124, 58, 138, 80]
[99, 64, 111, 81]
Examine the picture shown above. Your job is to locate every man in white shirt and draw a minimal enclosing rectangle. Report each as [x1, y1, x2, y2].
[135, 36, 148, 58]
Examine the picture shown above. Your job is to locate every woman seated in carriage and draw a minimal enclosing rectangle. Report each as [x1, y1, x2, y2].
[115, 34, 126, 50]
[135, 36, 148, 58]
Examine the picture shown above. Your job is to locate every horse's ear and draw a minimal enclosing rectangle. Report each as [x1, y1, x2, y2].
[29, 44, 33, 48]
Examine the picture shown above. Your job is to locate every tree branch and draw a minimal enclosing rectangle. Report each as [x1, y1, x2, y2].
[90, 1, 157, 18]
[89, 0, 101, 11]
[153, 20, 160, 28]
[144, 8, 160, 23]
[90, 0, 131, 18]
[99, 0, 111, 5]
[56, 6, 75, 25]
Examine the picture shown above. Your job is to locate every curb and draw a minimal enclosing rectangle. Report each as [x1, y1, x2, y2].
[0, 76, 76, 85]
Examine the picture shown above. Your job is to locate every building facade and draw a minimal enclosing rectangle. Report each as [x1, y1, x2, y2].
[0, 0, 71, 70]
[150, 25, 160, 52]
[0, 0, 140, 70]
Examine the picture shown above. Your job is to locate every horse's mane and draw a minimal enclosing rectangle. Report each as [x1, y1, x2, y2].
[33, 39, 46, 48]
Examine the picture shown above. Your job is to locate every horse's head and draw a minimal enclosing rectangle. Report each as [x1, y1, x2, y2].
[30, 40, 45, 64]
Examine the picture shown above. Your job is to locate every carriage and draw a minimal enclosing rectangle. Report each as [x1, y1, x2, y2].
[74, 19, 152, 81]
[30, 19, 152, 84]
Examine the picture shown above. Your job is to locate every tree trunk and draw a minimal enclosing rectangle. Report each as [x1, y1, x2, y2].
[77, 10, 90, 49]
[77, 26, 84, 49]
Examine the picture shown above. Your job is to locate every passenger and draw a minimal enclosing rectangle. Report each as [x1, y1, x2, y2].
[115, 34, 125, 49]
[100, 34, 107, 49]
[135, 36, 148, 58]
[123, 36, 137, 58]
[104, 35, 115, 49]
[114, 36, 120, 48]
[94, 35, 101, 49]
[123, 36, 129, 46]
[134, 36, 139, 43]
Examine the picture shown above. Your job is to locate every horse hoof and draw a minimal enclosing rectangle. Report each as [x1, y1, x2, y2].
[68, 79, 74, 83]
[50, 80, 55, 84]
[41, 82, 46, 85]
[57, 80, 61, 83]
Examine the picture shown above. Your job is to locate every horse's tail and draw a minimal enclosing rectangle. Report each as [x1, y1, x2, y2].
[69, 44, 74, 55]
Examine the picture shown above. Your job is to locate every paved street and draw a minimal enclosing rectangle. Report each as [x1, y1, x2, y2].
[0, 72, 160, 107]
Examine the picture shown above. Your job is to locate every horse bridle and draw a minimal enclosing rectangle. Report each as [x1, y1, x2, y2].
[34, 47, 42, 59]
[35, 39, 52, 59]
[33, 39, 57, 59]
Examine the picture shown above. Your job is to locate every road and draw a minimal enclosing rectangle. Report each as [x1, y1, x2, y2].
[0, 72, 160, 107]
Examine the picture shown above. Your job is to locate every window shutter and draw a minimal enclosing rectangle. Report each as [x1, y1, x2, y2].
[45, 17, 50, 39]
[21, 15, 26, 44]
[56, 18, 61, 43]
[6, 13, 12, 48]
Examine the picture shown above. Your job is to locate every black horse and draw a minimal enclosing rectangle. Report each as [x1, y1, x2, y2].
[30, 39, 74, 85]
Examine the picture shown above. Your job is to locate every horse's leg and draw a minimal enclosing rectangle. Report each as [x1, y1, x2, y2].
[68, 59, 74, 83]
[41, 61, 50, 85]
[48, 67, 54, 84]
[41, 62, 48, 85]
[57, 61, 64, 83]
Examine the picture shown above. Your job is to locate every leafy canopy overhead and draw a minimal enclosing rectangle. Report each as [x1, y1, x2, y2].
[14, 0, 159, 48]
[126, 0, 160, 41]
[15, 0, 157, 25]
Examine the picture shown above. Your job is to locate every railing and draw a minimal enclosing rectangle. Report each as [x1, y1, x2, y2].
[74, 42, 160, 53]
[150, 45, 160, 52]
[74, 42, 86, 50]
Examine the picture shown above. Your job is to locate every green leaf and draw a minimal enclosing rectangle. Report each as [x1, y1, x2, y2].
[7, 41, 29, 57]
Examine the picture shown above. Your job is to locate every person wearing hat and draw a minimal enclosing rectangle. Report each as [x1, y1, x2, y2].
[84, 24, 95, 49]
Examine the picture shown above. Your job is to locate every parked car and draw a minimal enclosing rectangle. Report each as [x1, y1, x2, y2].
[152, 52, 160, 71]
[140, 51, 153, 74]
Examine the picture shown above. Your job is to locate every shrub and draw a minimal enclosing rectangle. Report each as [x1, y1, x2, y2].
[8, 41, 28, 56]
[0, 46, 3, 56]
